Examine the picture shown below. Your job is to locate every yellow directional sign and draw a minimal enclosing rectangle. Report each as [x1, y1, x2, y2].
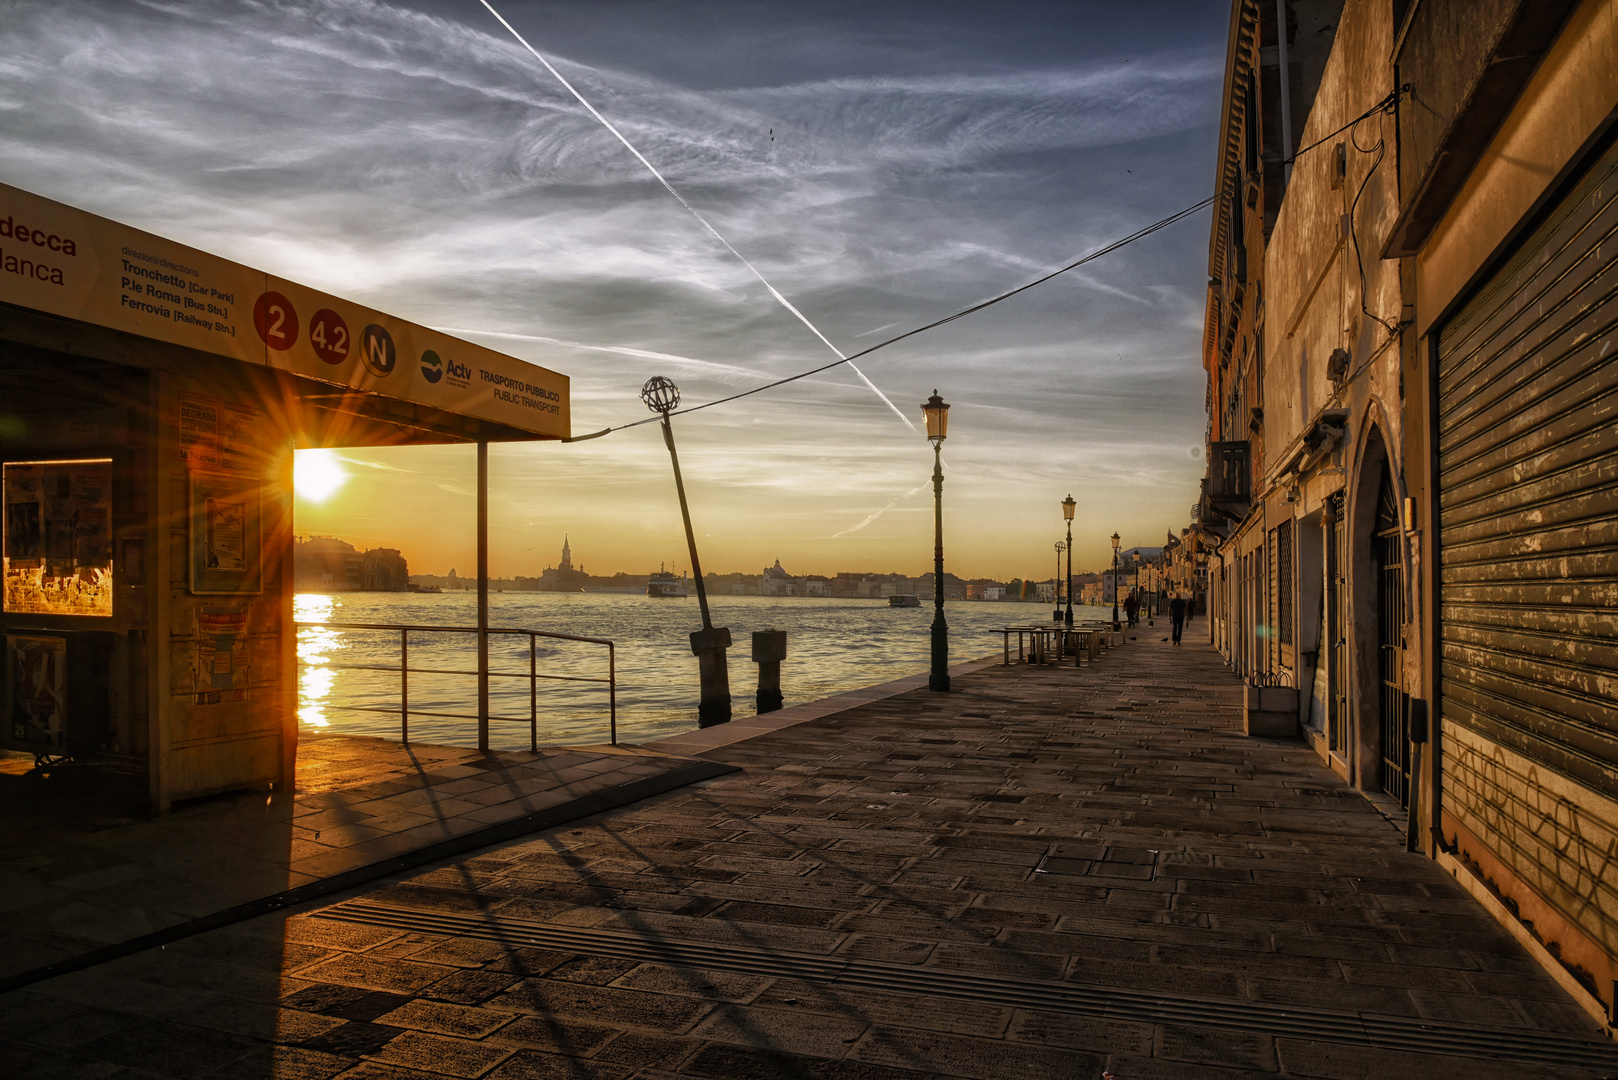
[0, 182, 568, 438]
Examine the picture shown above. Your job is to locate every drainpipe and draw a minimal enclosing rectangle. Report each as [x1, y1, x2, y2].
[1277, 0, 1294, 184]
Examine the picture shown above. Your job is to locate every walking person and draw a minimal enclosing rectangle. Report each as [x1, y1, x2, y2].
[1169, 592, 1187, 645]
[1124, 593, 1139, 628]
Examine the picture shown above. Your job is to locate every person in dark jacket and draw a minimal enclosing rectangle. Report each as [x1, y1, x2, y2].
[1168, 593, 1187, 644]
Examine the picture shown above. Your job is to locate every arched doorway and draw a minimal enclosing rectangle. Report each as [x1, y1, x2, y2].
[1375, 470, 1409, 806]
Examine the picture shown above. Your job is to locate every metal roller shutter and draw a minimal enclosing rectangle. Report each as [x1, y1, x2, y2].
[1436, 135, 1618, 960]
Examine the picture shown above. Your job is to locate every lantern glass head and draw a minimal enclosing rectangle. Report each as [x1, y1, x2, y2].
[921, 390, 949, 442]
[1111, 531, 1121, 552]
[1062, 494, 1076, 521]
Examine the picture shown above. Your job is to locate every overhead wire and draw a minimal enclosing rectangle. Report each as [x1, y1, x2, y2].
[518, 47, 1404, 444]
[1349, 110, 1400, 336]
[565, 194, 1217, 440]
[1282, 84, 1407, 167]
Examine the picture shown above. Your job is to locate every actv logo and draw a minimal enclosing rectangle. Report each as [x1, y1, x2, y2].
[421, 350, 471, 385]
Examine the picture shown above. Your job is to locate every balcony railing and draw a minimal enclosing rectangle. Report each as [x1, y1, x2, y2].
[295, 620, 617, 749]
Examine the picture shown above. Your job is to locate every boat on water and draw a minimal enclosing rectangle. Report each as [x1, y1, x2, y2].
[888, 593, 921, 607]
[647, 564, 689, 598]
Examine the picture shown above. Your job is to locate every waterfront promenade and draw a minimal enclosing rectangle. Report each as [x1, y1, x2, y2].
[0, 737, 732, 987]
[3, 634, 1614, 1079]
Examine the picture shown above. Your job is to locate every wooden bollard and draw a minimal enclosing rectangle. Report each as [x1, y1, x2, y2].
[752, 630, 787, 714]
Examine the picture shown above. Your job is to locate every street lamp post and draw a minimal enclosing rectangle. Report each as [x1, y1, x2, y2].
[1062, 494, 1076, 627]
[642, 376, 731, 726]
[1110, 531, 1122, 631]
[1052, 541, 1065, 622]
[922, 390, 950, 692]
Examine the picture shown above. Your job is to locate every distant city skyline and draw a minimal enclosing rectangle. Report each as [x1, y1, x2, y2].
[355, 532, 1130, 585]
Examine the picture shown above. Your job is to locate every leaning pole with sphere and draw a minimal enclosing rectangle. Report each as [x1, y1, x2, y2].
[641, 376, 731, 726]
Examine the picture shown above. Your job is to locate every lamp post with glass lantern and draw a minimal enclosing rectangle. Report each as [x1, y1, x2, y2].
[1052, 541, 1065, 622]
[1110, 531, 1122, 631]
[1062, 494, 1076, 626]
[922, 391, 950, 692]
[641, 376, 731, 726]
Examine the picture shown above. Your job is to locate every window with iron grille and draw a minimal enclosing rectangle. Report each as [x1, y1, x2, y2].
[1277, 518, 1294, 647]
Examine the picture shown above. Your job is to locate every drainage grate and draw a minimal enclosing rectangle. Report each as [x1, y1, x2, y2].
[314, 901, 1618, 1071]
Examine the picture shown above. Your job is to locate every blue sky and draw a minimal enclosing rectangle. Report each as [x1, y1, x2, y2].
[0, 0, 1226, 578]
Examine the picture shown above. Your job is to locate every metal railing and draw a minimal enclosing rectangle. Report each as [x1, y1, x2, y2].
[295, 621, 617, 748]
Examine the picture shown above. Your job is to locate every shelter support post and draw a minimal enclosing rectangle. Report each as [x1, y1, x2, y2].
[149, 372, 174, 813]
[477, 438, 489, 751]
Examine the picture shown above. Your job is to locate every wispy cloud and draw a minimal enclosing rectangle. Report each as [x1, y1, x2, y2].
[0, 0, 1223, 577]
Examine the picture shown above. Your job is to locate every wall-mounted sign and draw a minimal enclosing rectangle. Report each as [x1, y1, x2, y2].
[0, 183, 569, 438]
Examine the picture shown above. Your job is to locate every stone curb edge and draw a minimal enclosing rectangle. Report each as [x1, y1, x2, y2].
[646, 653, 1006, 757]
[0, 758, 739, 996]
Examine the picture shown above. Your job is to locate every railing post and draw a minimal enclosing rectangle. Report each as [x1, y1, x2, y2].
[400, 628, 409, 745]
[293, 620, 618, 754]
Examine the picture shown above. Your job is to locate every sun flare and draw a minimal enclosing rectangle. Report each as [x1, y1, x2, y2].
[294, 448, 348, 503]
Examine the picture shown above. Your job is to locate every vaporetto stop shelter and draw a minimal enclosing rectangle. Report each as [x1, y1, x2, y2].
[0, 181, 569, 811]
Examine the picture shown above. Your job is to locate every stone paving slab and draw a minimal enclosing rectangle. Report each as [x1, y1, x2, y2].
[648, 654, 1003, 758]
[2, 633, 1615, 1079]
[0, 733, 731, 990]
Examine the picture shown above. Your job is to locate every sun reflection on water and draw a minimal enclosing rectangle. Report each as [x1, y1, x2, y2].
[295, 594, 339, 728]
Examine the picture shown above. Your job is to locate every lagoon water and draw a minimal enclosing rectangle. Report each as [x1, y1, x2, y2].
[295, 591, 1115, 749]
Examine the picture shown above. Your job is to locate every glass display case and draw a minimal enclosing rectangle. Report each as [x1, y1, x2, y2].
[3, 459, 114, 617]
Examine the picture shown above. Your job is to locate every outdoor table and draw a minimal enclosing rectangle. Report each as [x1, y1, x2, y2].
[1000, 625, 1058, 665]
[1060, 626, 1101, 665]
[1079, 621, 1113, 653]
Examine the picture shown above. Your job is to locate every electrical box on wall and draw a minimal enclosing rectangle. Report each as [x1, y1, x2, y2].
[4, 630, 112, 760]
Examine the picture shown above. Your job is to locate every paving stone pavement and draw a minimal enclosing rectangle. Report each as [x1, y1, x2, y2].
[3, 633, 1614, 1080]
[0, 734, 725, 985]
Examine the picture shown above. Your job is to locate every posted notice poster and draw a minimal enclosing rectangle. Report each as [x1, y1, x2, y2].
[7, 634, 67, 750]
[189, 472, 262, 595]
[195, 608, 250, 704]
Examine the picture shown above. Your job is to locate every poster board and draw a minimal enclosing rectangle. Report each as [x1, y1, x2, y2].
[2, 459, 113, 617]
[194, 607, 251, 705]
[189, 471, 262, 595]
[6, 634, 67, 750]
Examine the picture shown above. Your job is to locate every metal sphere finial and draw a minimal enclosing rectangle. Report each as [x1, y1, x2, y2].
[641, 375, 680, 415]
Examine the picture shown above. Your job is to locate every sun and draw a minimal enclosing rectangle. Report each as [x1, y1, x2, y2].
[294, 448, 348, 503]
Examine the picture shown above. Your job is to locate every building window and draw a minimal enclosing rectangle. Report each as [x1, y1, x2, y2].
[1277, 518, 1294, 647]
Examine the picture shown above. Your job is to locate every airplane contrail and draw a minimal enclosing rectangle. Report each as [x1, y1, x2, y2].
[476, 0, 916, 430]
[832, 480, 931, 538]
[433, 326, 768, 383]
